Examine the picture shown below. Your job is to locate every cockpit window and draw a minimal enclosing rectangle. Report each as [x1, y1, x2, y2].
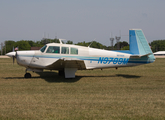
[46, 46, 60, 54]
[40, 45, 47, 53]
[61, 47, 69, 54]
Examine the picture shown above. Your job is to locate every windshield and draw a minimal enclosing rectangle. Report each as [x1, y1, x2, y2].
[40, 45, 47, 53]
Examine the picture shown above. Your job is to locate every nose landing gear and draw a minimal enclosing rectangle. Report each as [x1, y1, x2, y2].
[24, 73, 31, 78]
[24, 69, 31, 78]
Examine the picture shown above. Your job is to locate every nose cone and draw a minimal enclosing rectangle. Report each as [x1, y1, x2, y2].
[16, 51, 35, 67]
[6, 52, 16, 57]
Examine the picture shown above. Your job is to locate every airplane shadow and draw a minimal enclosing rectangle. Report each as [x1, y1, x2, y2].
[116, 74, 141, 78]
[36, 72, 81, 83]
[4, 72, 141, 83]
[37, 72, 141, 83]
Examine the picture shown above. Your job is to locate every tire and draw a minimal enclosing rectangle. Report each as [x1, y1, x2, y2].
[24, 73, 31, 78]
[59, 70, 65, 76]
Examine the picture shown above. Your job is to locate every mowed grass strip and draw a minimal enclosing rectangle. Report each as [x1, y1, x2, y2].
[0, 58, 165, 120]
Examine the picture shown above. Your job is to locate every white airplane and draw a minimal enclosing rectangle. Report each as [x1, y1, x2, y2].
[6, 29, 155, 78]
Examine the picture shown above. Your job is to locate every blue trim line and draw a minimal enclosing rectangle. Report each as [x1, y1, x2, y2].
[18, 54, 154, 64]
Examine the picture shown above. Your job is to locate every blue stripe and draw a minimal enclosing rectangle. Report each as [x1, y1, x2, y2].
[18, 54, 153, 64]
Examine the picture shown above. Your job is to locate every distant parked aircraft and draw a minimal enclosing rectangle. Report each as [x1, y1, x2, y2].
[6, 29, 155, 78]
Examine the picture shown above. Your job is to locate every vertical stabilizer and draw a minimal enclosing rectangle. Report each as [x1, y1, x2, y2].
[129, 29, 155, 63]
[129, 29, 153, 56]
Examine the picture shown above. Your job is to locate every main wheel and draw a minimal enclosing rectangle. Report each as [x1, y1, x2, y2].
[24, 73, 31, 78]
[58, 70, 65, 76]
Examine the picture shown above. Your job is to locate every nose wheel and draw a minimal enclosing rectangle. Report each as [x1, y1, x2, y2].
[24, 73, 31, 78]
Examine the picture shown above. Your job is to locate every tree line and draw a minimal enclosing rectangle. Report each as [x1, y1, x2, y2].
[1, 38, 165, 55]
[150, 40, 165, 52]
[0, 38, 129, 55]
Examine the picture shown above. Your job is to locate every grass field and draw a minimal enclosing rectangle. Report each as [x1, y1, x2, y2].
[0, 58, 165, 120]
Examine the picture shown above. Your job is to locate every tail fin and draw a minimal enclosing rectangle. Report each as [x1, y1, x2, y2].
[129, 29, 152, 55]
[129, 29, 155, 62]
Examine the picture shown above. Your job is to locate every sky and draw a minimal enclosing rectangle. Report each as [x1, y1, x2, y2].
[0, 0, 165, 46]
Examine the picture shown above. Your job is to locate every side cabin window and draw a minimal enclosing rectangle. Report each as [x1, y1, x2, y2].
[70, 47, 78, 55]
[61, 47, 69, 54]
[46, 46, 60, 54]
[40, 45, 47, 53]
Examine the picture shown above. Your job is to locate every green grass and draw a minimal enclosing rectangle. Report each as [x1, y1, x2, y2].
[0, 58, 165, 120]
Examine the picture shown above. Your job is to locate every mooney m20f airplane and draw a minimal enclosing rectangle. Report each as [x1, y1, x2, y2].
[6, 29, 155, 78]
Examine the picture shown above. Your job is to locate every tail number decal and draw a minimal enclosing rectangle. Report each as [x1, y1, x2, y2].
[98, 57, 129, 65]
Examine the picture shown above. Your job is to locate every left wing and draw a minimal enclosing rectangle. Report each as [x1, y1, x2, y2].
[46, 58, 86, 70]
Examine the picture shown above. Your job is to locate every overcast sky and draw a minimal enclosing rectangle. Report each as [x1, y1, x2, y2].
[0, 0, 165, 46]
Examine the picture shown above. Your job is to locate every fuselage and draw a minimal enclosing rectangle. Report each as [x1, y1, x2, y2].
[13, 43, 155, 71]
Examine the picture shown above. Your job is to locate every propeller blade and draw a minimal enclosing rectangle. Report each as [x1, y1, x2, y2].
[15, 51, 17, 58]
[13, 56, 15, 65]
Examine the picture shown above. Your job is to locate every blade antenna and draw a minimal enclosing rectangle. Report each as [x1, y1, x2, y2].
[88, 38, 96, 48]
[59, 39, 66, 44]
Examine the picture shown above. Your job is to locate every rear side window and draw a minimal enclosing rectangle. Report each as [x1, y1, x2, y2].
[46, 46, 60, 54]
[70, 48, 78, 55]
[61, 47, 69, 54]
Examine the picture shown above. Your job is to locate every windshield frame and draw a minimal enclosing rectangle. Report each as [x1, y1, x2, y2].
[40, 45, 47, 53]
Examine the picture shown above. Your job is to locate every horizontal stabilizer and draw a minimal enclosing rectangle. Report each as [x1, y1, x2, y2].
[130, 53, 152, 58]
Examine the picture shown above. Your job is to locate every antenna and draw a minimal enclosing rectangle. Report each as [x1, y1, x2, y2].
[1, 42, 3, 55]
[88, 38, 96, 48]
[115, 36, 121, 50]
[48, 33, 49, 39]
[110, 32, 114, 50]
[44, 32, 46, 38]
[115, 30, 121, 50]
[59, 39, 66, 44]
[55, 33, 57, 39]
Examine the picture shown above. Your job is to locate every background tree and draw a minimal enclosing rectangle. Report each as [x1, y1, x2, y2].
[5, 40, 16, 53]
[15, 40, 31, 50]
[121, 45, 129, 50]
[4, 38, 165, 55]
[150, 40, 165, 52]
[76, 41, 107, 49]
[114, 41, 129, 50]
[41, 38, 60, 45]
[66, 40, 73, 44]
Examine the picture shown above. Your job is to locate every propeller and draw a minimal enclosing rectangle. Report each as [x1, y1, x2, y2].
[13, 51, 18, 65]
[6, 51, 16, 65]
[12, 56, 15, 65]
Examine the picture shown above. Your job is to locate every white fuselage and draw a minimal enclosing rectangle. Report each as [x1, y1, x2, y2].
[15, 43, 136, 71]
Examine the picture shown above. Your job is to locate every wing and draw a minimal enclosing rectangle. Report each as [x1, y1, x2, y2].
[45, 58, 86, 70]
